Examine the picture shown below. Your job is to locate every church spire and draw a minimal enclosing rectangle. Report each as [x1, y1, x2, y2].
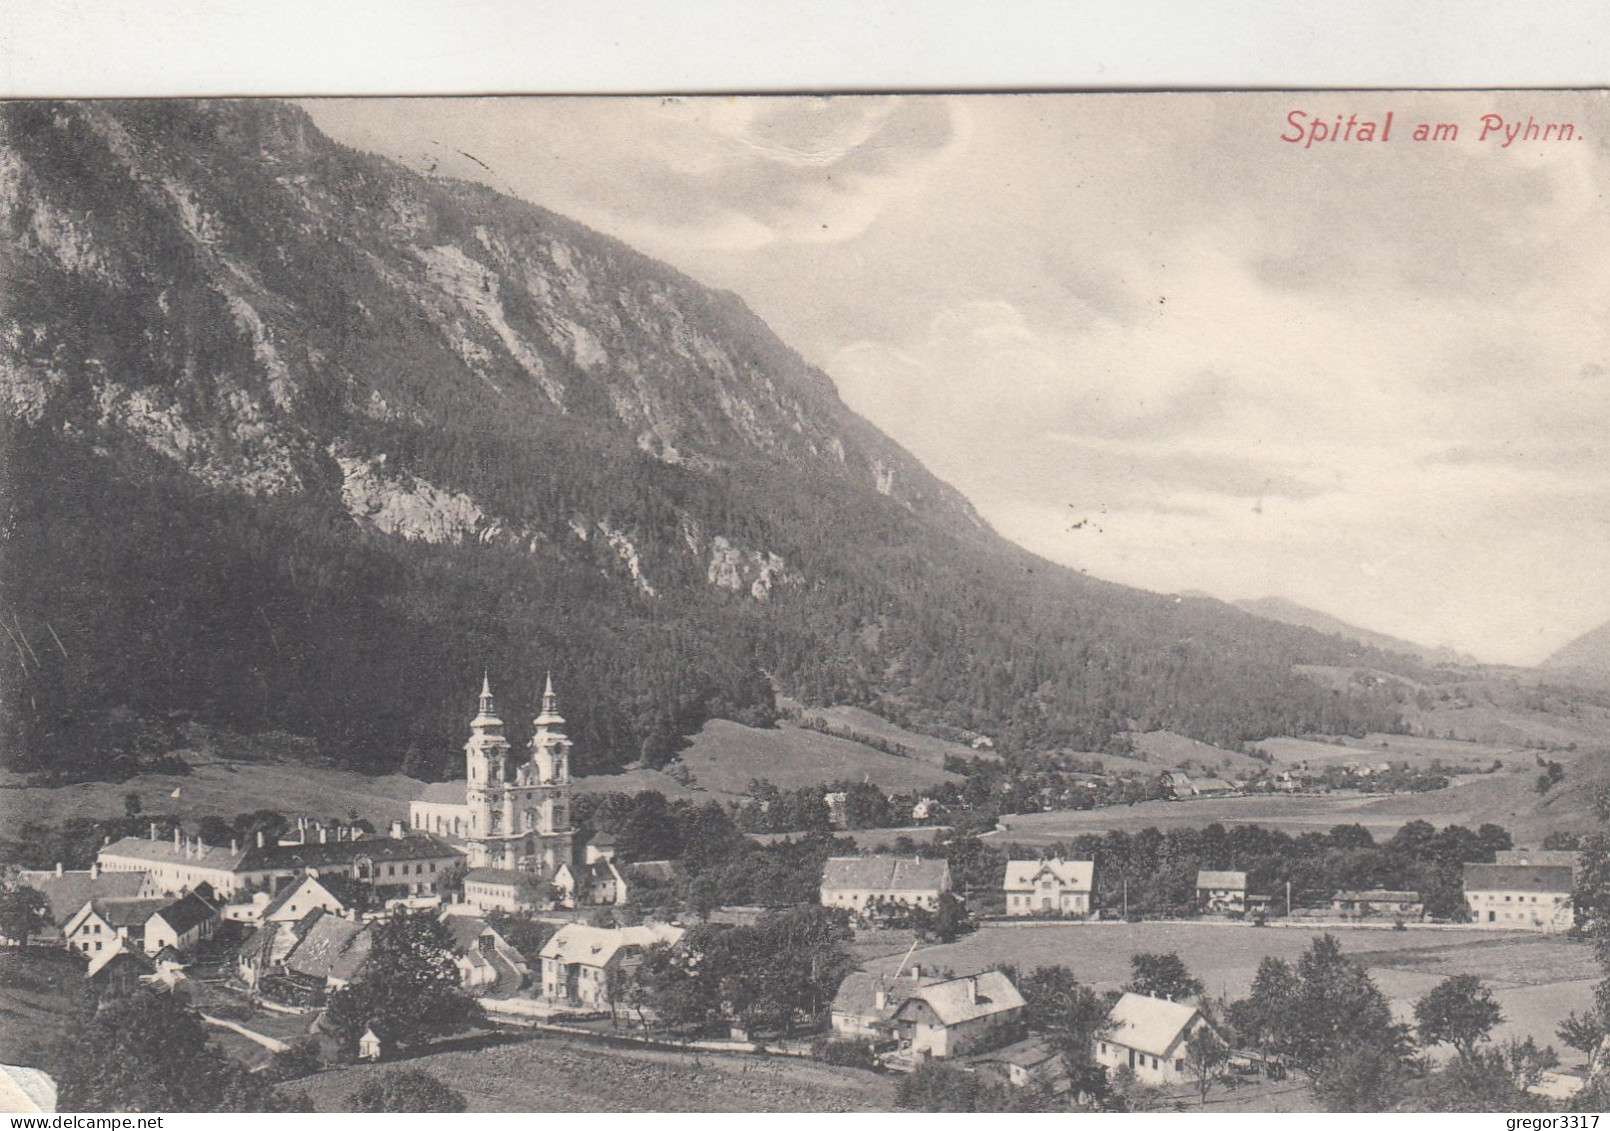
[535, 670, 564, 727]
[473, 671, 502, 729]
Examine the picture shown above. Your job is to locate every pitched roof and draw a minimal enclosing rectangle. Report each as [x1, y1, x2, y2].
[259, 874, 342, 920]
[1462, 863, 1574, 893]
[821, 856, 951, 893]
[1195, 870, 1246, 890]
[85, 941, 155, 981]
[416, 781, 469, 804]
[153, 891, 216, 935]
[441, 913, 503, 955]
[1494, 849, 1579, 868]
[830, 970, 937, 1020]
[1004, 858, 1094, 891]
[1105, 992, 1204, 1058]
[538, 922, 683, 967]
[100, 831, 461, 875]
[588, 831, 618, 847]
[284, 915, 371, 981]
[19, 871, 148, 925]
[895, 971, 1025, 1027]
[235, 920, 283, 965]
[463, 867, 525, 886]
[1334, 889, 1420, 902]
[975, 1035, 1062, 1069]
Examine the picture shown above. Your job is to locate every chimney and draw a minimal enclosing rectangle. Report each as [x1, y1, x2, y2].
[231, 838, 238, 854]
[319, 827, 328, 845]
[55, 861, 63, 877]
[874, 978, 888, 1011]
[965, 976, 978, 1004]
[90, 862, 101, 879]
[908, 964, 922, 981]
[390, 820, 405, 840]
[150, 823, 158, 841]
[174, 827, 181, 851]
[256, 830, 265, 849]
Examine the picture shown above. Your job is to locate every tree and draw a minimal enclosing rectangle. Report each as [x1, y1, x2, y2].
[343, 1069, 466, 1112]
[322, 910, 480, 1056]
[1226, 956, 1296, 1057]
[1013, 964, 1114, 1105]
[1279, 935, 1411, 1088]
[122, 791, 142, 818]
[1125, 952, 1203, 1002]
[48, 990, 310, 1112]
[617, 791, 683, 862]
[1184, 1026, 1229, 1107]
[0, 884, 49, 944]
[1311, 1038, 1410, 1113]
[1414, 974, 1503, 1061]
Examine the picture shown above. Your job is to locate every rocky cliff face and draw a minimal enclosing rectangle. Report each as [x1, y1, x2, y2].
[1, 99, 979, 600]
[0, 99, 1418, 778]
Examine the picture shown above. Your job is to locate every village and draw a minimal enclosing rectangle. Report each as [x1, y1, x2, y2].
[1, 675, 1598, 1112]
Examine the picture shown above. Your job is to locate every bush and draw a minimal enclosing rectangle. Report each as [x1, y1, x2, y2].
[343, 1069, 467, 1113]
[814, 1037, 877, 1069]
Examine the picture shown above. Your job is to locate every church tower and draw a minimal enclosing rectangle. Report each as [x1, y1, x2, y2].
[462, 672, 574, 874]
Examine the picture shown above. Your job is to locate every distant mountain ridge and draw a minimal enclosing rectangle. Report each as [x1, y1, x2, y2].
[1542, 621, 1610, 678]
[1232, 597, 1478, 667]
[1, 99, 1421, 779]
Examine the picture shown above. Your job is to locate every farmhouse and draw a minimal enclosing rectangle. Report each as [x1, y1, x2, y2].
[255, 873, 348, 924]
[18, 865, 151, 930]
[538, 922, 684, 1009]
[282, 913, 373, 990]
[820, 856, 952, 914]
[1003, 858, 1094, 918]
[829, 968, 940, 1038]
[888, 970, 1025, 1059]
[1463, 863, 1573, 931]
[143, 890, 220, 958]
[1095, 992, 1218, 1086]
[1195, 870, 1247, 914]
[974, 1036, 1069, 1092]
[63, 899, 166, 957]
[1331, 889, 1423, 920]
[440, 913, 528, 993]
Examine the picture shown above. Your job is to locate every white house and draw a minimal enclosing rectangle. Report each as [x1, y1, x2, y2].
[829, 968, 939, 1038]
[537, 922, 683, 1009]
[440, 913, 528, 993]
[889, 970, 1026, 1059]
[820, 857, 952, 914]
[257, 874, 347, 924]
[462, 868, 530, 914]
[1195, 870, 1247, 914]
[1463, 864, 1573, 931]
[1003, 858, 1094, 917]
[143, 890, 219, 958]
[552, 858, 629, 908]
[63, 899, 167, 958]
[1096, 992, 1218, 1086]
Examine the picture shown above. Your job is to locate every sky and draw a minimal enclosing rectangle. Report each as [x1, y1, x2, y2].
[304, 92, 1610, 666]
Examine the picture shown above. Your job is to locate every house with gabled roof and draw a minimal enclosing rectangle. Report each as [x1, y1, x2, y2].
[1195, 870, 1247, 914]
[830, 967, 942, 1039]
[820, 856, 952, 914]
[1095, 991, 1218, 1085]
[83, 940, 156, 999]
[889, 970, 1026, 1059]
[1004, 858, 1094, 918]
[283, 913, 372, 990]
[63, 898, 168, 959]
[18, 865, 150, 931]
[1463, 863, 1573, 931]
[973, 1035, 1070, 1092]
[144, 890, 219, 958]
[553, 857, 628, 908]
[538, 922, 683, 1009]
[257, 873, 347, 924]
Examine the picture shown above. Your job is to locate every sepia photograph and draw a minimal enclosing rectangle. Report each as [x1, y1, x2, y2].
[2, 84, 1609, 1115]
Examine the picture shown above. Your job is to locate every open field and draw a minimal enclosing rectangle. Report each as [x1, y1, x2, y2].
[666, 719, 960, 799]
[287, 1030, 895, 1112]
[860, 921, 1596, 1065]
[1255, 733, 1524, 770]
[0, 758, 426, 833]
[1125, 731, 1266, 776]
[790, 703, 989, 766]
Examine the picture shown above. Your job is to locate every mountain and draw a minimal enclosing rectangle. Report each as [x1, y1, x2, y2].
[0, 99, 1424, 781]
[1542, 621, 1610, 679]
[1233, 597, 1477, 667]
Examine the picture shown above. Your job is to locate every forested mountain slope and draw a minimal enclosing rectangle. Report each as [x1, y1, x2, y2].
[0, 100, 1419, 779]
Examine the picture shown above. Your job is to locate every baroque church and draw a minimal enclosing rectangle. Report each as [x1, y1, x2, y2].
[409, 674, 576, 875]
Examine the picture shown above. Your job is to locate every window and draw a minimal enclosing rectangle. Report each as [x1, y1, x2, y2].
[1175, 1059, 1184, 1072]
